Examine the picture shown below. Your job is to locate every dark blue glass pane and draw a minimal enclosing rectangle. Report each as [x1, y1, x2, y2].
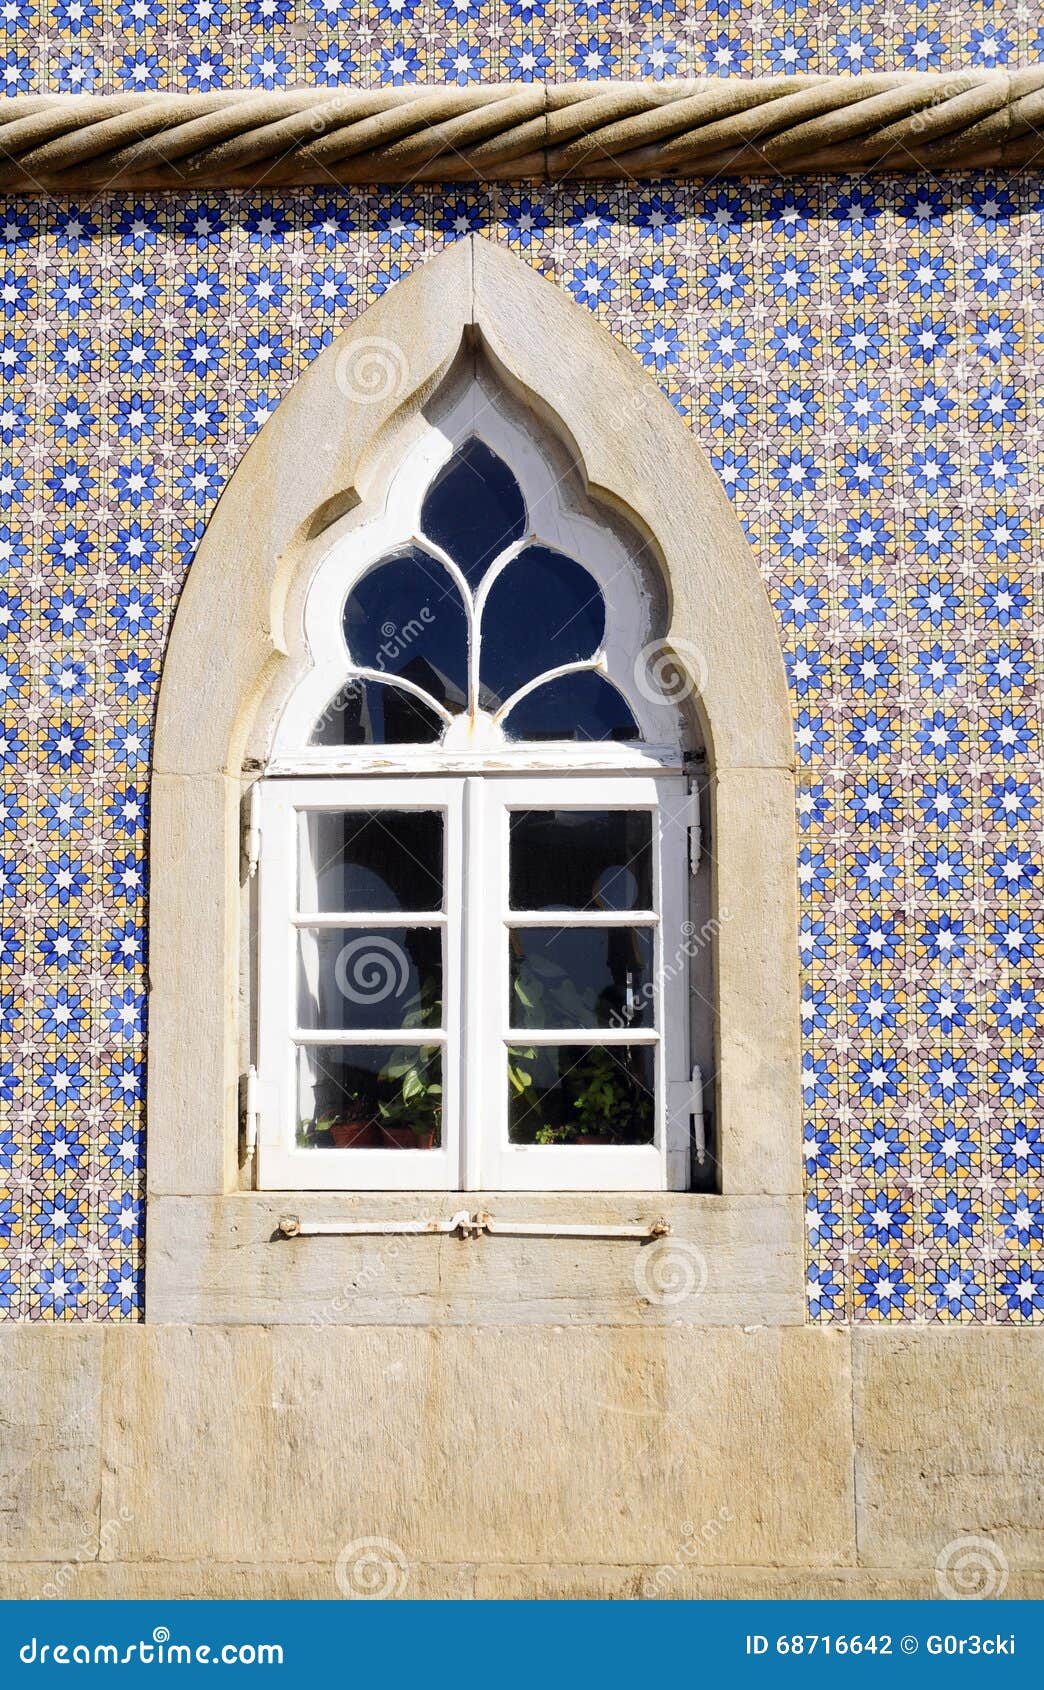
[421, 439, 527, 590]
[479, 547, 604, 710]
[311, 679, 443, 746]
[343, 548, 468, 715]
[503, 672, 639, 743]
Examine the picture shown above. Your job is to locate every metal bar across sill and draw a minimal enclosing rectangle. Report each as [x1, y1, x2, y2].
[276, 1211, 671, 1241]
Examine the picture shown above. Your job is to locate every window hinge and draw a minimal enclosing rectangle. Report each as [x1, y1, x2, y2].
[242, 1065, 260, 1184]
[691, 1062, 706, 1166]
[244, 783, 261, 878]
[686, 782, 701, 873]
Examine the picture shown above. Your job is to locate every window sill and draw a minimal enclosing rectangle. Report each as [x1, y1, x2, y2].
[146, 1189, 804, 1327]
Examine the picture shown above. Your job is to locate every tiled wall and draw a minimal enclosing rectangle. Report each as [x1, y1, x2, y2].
[3, 1, 1042, 93]
[0, 2, 1042, 1323]
[0, 179, 1042, 1324]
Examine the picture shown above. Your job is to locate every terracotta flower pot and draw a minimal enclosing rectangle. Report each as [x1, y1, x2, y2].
[574, 1134, 613, 1146]
[329, 1115, 381, 1148]
[381, 1124, 437, 1150]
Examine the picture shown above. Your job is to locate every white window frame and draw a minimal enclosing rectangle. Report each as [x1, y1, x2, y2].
[256, 771, 692, 1192]
[257, 776, 464, 1192]
[267, 370, 683, 777]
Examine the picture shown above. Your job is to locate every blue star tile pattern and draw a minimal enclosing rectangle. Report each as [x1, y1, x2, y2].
[1, 24, 1044, 1325]
[0, 2, 1041, 95]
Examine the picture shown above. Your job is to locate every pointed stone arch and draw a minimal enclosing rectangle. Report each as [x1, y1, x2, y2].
[147, 236, 801, 1319]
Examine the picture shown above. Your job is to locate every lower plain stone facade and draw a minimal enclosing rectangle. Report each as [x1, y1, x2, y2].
[1, 1326, 1040, 1598]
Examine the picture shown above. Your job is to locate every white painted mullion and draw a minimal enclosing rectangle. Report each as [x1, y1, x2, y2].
[501, 909, 659, 928]
[256, 782, 296, 1185]
[461, 775, 487, 1191]
[658, 785, 693, 1191]
[295, 808, 321, 1033]
[290, 911, 446, 929]
[510, 1029, 659, 1045]
[442, 778, 466, 1192]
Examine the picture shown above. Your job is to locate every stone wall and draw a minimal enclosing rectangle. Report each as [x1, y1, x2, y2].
[0, 1325, 1040, 1598]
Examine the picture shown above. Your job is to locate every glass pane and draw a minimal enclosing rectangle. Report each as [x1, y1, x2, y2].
[507, 1043, 655, 1146]
[510, 928, 654, 1030]
[297, 927, 442, 1031]
[421, 439, 527, 590]
[343, 548, 468, 715]
[509, 810, 652, 912]
[503, 672, 639, 743]
[300, 810, 443, 913]
[297, 1043, 442, 1150]
[479, 547, 604, 709]
[310, 679, 443, 746]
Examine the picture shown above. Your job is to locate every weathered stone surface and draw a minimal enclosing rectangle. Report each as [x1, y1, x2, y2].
[0, 1561, 473, 1601]
[637, 1567, 1044, 1600]
[0, 1330, 102, 1562]
[146, 1193, 803, 1326]
[475, 1564, 642, 1600]
[3, 1323, 1042, 1598]
[104, 1324, 854, 1569]
[712, 767, 801, 1196]
[854, 1330, 1044, 1573]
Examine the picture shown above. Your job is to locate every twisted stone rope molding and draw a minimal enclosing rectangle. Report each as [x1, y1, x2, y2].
[2, 71, 1044, 190]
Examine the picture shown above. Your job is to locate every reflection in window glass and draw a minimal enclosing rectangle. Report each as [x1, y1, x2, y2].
[343, 548, 468, 715]
[479, 547, 604, 709]
[297, 1043, 442, 1149]
[298, 926, 442, 1032]
[300, 810, 443, 913]
[310, 679, 443, 746]
[509, 810, 652, 911]
[507, 1043, 655, 1145]
[510, 927, 654, 1030]
[503, 671, 639, 742]
[421, 439, 527, 589]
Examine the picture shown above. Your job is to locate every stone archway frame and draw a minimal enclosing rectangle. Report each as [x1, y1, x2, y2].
[147, 235, 802, 1321]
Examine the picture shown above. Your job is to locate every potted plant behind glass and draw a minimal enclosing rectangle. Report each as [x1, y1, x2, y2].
[326, 1104, 382, 1148]
[568, 1046, 653, 1145]
[377, 973, 442, 1149]
[297, 1096, 382, 1150]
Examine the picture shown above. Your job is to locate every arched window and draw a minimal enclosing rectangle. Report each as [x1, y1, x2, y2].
[256, 371, 701, 1191]
[147, 238, 800, 1321]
